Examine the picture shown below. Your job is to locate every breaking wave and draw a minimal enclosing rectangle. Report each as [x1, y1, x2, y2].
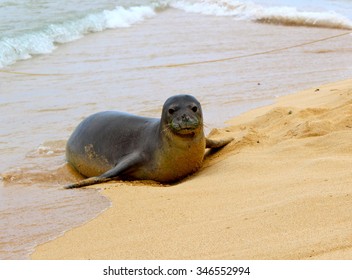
[171, 0, 352, 29]
[0, 5, 157, 68]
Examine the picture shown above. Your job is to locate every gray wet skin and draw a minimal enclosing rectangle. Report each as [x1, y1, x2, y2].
[65, 95, 232, 189]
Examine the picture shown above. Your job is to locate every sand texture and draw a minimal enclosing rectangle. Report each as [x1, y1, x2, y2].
[32, 79, 352, 260]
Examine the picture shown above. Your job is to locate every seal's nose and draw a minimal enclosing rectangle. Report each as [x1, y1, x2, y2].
[181, 114, 190, 122]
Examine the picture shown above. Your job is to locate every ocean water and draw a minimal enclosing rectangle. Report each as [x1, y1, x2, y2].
[1, 0, 351, 259]
[1, 0, 352, 68]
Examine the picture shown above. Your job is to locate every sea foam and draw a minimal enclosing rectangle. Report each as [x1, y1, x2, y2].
[171, 0, 352, 29]
[0, 6, 156, 68]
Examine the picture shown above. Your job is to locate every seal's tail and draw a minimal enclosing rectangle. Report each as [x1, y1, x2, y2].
[64, 177, 111, 189]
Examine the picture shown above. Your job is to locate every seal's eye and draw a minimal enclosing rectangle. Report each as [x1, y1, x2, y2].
[168, 108, 175, 115]
[191, 106, 198, 113]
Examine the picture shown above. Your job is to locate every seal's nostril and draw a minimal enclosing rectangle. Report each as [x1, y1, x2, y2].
[182, 114, 190, 121]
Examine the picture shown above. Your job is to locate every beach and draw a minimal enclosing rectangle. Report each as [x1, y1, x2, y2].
[32, 79, 352, 259]
[1, 1, 352, 260]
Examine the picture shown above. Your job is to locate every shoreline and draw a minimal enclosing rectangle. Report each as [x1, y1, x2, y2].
[31, 79, 352, 260]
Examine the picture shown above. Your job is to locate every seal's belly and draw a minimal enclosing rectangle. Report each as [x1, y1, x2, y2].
[71, 154, 112, 178]
[141, 142, 205, 183]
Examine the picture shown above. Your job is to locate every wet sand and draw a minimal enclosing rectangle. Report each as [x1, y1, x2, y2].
[32, 79, 352, 260]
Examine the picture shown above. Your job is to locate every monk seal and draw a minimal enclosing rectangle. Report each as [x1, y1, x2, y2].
[65, 94, 232, 189]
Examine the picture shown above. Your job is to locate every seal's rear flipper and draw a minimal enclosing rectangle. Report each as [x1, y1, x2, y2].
[206, 137, 234, 149]
[64, 152, 143, 189]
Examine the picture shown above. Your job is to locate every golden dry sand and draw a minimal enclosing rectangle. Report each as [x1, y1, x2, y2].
[32, 79, 352, 260]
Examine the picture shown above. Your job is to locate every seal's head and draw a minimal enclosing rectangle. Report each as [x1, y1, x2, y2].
[161, 95, 203, 138]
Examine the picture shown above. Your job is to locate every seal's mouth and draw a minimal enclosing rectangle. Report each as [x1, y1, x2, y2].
[174, 129, 197, 138]
[170, 122, 200, 138]
[177, 128, 196, 136]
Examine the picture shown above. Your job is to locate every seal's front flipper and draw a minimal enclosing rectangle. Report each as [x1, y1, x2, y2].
[99, 152, 142, 179]
[206, 137, 234, 149]
[64, 177, 111, 189]
[64, 152, 143, 189]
